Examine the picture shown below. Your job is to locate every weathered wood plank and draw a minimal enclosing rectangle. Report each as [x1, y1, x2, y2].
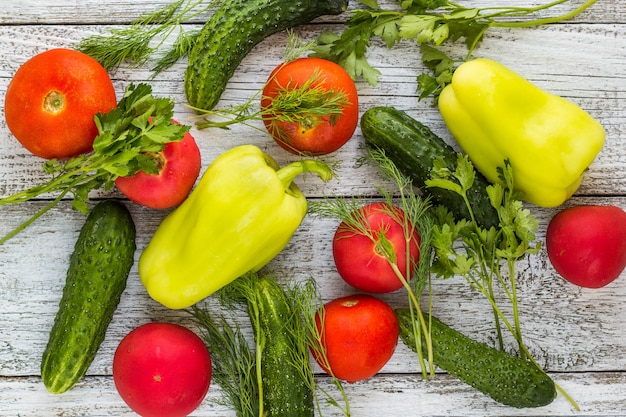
[0, 0, 621, 25]
[0, 372, 625, 416]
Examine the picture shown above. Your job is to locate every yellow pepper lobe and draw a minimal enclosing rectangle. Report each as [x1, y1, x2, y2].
[438, 58, 606, 208]
[138, 144, 332, 309]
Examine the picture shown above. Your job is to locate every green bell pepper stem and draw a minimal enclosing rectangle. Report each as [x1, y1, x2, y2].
[277, 160, 334, 191]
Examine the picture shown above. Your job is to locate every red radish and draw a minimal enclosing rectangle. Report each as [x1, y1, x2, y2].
[546, 204, 626, 288]
[332, 202, 420, 293]
[113, 322, 212, 417]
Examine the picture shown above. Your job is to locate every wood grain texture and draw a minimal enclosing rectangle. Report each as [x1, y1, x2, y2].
[0, 0, 625, 416]
[1, 372, 626, 416]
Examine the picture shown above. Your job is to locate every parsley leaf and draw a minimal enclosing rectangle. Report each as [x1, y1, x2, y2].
[311, 13, 383, 86]
[312, 0, 600, 101]
[427, 155, 543, 361]
[0, 83, 189, 244]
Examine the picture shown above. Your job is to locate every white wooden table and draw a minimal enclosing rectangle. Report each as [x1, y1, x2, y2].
[1, 1, 625, 416]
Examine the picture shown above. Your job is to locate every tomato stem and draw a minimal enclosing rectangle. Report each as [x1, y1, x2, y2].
[43, 90, 66, 114]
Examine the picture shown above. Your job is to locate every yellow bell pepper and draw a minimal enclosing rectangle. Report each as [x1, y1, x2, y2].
[138, 144, 333, 309]
[438, 58, 605, 207]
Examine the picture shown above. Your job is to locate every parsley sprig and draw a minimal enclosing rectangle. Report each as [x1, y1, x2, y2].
[426, 155, 578, 409]
[427, 156, 540, 349]
[0, 83, 189, 244]
[311, 0, 599, 99]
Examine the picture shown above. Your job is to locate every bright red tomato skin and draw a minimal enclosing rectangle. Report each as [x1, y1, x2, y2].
[4, 48, 117, 159]
[333, 202, 420, 293]
[312, 294, 399, 383]
[261, 57, 359, 156]
[115, 127, 201, 209]
[546, 205, 626, 288]
[113, 322, 212, 417]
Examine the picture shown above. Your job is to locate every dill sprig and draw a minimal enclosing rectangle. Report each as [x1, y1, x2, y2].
[309, 146, 436, 378]
[189, 305, 259, 417]
[187, 30, 352, 134]
[296, 279, 351, 417]
[190, 272, 351, 417]
[75, 0, 215, 73]
[192, 65, 351, 137]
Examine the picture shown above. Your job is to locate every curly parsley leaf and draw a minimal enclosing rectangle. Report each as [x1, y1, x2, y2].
[311, 14, 382, 86]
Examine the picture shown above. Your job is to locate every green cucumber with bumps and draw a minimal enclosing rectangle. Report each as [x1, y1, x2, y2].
[184, 0, 349, 111]
[248, 274, 314, 417]
[41, 200, 136, 394]
[361, 106, 499, 230]
[396, 309, 556, 408]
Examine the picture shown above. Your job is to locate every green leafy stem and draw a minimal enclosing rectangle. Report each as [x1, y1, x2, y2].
[310, 0, 599, 99]
[76, 0, 216, 73]
[426, 154, 579, 409]
[310, 147, 437, 379]
[0, 83, 188, 245]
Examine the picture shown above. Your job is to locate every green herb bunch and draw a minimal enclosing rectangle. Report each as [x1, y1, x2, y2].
[190, 273, 352, 417]
[311, 0, 599, 100]
[426, 155, 578, 409]
[76, 0, 216, 73]
[0, 83, 189, 244]
[310, 147, 436, 379]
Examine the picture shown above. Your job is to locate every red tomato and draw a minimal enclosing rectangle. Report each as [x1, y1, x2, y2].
[260, 57, 358, 156]
[4, 48, 117, 159]
[115, 125, 201, 209]
[333, 202, 420, 293]
[312, 294, 399, 383]
[113, 322, 212, 417]
[546, 205, 626, 288]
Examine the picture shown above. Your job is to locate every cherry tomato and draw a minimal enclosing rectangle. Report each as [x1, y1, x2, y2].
[312, 294, 399, 383]
[333, 202, 420, 293]
[113, 322, 212, 417]
[546, 204, 626, 288]
[115, 124, 201, 209]
[260, 57, 358, 156]
[4, 48, 117, 159]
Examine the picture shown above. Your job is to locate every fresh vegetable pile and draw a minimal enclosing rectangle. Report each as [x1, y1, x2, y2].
[1, 0, 624, 416]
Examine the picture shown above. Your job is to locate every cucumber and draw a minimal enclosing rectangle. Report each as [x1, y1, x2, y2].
[248, 274, 314, 417]
[184, 0, 349, 111]
[41, 200, 136, 394]
[396, 309, 556, 408]
[361, 106, 499, 230]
